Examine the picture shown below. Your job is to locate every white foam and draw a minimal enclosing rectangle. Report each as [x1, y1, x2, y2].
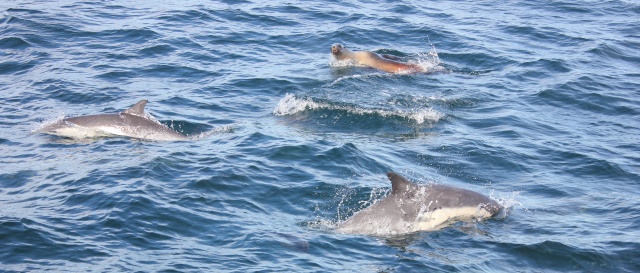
[273, 93, 316, 116]
[273, 94, 444, 125]
[490, 190, 522, 219]
[189, 125, 235, 140]
[329, 57, 367, 68]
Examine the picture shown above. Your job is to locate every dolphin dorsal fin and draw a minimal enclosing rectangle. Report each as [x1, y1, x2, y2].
[387, 172, 414, 194]
[123, 100, 148, 116]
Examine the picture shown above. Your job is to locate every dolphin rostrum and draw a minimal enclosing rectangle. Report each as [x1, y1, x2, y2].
[337, 172, 503, 235]
[38, 100, 190, 141]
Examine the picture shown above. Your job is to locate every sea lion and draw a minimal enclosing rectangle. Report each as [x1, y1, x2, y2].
[331, 43, 423, 73]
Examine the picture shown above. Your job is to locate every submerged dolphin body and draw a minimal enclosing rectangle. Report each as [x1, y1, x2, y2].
[38, 100, 190, 141]
[337, 172, 503, 235]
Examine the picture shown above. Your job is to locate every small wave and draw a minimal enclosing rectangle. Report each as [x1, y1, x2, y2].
[273, 94, 444, 124]
[0, 36, 31, 50]
[330, 73, 388, 85]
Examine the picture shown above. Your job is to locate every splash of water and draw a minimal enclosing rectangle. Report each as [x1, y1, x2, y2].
[32, 114, 66, 133]
[273, 94, 444, 125]
[490, 190, 522, 219]
[189, 125, 234, 140]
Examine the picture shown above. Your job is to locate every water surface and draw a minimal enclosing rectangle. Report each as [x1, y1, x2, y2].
[1, 0, 639, 272]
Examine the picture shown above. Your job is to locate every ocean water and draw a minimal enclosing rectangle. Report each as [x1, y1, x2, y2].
[1, 0, 639, 272]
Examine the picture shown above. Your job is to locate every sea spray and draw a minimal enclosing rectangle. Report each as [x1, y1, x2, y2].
[273, 94, 444, 125]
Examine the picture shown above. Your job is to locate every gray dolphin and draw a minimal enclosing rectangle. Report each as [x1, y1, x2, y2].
[337, 172, 503, 235]
[38, 100, 190, 141]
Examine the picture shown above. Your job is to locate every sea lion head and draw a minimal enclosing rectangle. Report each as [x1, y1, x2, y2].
[331, 43, 355, 61]
[331, 43, 343, 54]
[331, 43, 345, 59]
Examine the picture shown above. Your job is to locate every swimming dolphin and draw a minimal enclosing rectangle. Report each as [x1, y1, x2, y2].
[38, 100, 190, 141]
[337, 172, 503, 235]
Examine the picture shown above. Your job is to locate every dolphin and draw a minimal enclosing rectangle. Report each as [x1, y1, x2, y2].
[337, 172, 503, 235]
[38, 100, 190, 141]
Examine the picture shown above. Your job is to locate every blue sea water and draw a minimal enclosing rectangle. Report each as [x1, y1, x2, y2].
[1, 0, 639, 272]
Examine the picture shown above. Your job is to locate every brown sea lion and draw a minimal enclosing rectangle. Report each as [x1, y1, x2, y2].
[331, 43, 423, 73]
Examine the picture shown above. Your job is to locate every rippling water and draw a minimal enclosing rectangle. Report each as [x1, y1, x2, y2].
[1, 0, 639, 272]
